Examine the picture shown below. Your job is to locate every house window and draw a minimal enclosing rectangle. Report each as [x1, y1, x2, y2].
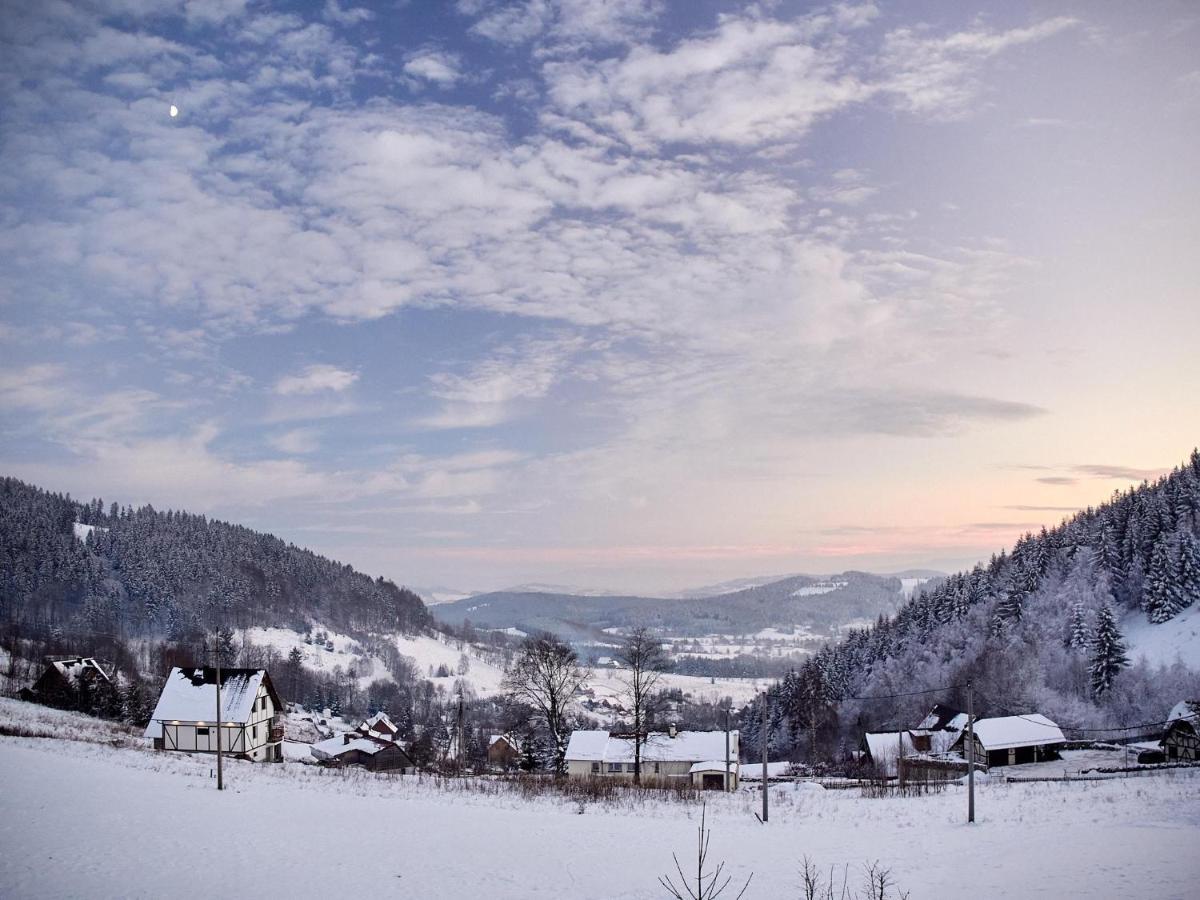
[607, 763, 621, 773]
[591, 762, 600, 773]
[196, 727, 209, 736]
[654, 762, 660, 774]
[252, 724, 258, 740]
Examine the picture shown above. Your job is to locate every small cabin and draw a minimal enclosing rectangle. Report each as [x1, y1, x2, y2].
[487, 734, 521, 770]
[144, 667, 284, 763]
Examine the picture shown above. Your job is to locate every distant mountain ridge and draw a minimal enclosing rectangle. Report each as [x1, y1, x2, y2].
[432, 571, 907, 638]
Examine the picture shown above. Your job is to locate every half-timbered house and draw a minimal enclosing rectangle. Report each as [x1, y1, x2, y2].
[144, 668, 284, 762]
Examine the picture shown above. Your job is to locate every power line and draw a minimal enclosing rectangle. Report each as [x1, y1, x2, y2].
[843, 684, 963, 701]
[975, 690, 1196, 735]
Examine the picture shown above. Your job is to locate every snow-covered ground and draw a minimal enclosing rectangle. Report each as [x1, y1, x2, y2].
[1124, 604, 1200, 669]
[1, 717, 1198, 899]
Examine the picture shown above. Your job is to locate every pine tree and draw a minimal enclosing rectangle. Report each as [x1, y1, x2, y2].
[1177, 530, 1200, 611]
[1089, 604, 1129, 698]
[1145, 534, 1182, 623]
[1065, 600, 1089, 650]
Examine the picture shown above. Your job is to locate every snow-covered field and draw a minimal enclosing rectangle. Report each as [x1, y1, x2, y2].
[2, 714, 1198, 899]
[1125, 604, 1200, 669]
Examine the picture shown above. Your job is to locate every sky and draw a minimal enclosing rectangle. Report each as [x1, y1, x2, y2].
[1, 0, 1198, 596]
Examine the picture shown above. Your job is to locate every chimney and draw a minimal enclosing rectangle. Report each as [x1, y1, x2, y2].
[669, 723, 677, 739]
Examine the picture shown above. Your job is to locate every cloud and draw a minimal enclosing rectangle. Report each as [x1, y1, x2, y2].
[269, 428, 321, 454]
[1037, 476, 1078, 486]
[462, 0, 662, 49]
[274, 364, 359, 396]
[403, 49, 464, 87]
[322, 0, 373, 26]
[1072, 464, 1170, 481]
[878, 17, 1078, 117]
[415, 335, 582, 430]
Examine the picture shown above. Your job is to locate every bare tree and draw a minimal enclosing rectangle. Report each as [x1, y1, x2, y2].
[502, 632, 588, 776]
[616, 626, 669, 784]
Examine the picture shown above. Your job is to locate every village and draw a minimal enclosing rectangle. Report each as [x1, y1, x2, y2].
[16, 653, 1200, 792]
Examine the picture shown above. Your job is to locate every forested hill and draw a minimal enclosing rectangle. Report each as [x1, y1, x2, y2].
[0, 477, 430, 644]
[748, 450, 1200, 757]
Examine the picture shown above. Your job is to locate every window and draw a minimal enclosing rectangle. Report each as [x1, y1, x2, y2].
[607, 763, 621, 773]
[654, 762, 660, 774]
[591, 762, 600, 774]
[196, 727, 209, 736]
[252, 725, 258, 740]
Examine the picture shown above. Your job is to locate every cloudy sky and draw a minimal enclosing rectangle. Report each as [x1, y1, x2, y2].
[1, 0, 1197, 594]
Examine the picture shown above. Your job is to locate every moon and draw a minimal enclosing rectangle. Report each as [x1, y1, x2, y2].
[169, 104, 178, 118]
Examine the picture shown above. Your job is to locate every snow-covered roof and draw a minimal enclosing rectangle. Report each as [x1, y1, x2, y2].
[50, 657, 110, 685]
[565, 730, 737, 764]
[311, 735, 391, 759]
[488, 734, 519, 750]
[1166, 700, 1199, 725]
[358, 712, 398, 735]
[738, 761, 792, 780]
[969, 714, 1065, 750]
[144, 668, 272, 739]
[915, 705, 968, 733]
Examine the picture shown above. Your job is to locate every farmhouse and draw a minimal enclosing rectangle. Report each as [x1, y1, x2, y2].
[1161, 700, 1199, 762]
[487, 734, 521, 770]
[565, 726, 739, 789]
[311, 733, 415, 772]
[23, 656, 112, 710]
[951, 713, 1065, 767]
[144, 668, 283, 762]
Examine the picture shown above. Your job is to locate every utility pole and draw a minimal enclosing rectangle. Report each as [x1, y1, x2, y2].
[966, 680, 974, 823]
[215, 642, 224, 792]
[761, 694, 769, 823]
[897, 728, 904, 789]
[724, 707, 731, 793]
[456, 690, 465, 774]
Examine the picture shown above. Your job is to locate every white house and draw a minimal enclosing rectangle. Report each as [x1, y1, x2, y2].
[565, 726, 739, 789]
[144, 667, 283, 763]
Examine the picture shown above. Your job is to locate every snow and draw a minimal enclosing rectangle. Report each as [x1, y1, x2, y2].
[3, 720, 1199, 899]
[899, 577, 928, 599]
[1166, 700, 1199, 724]
[970, 714, 1065, 750]
[71, 522, 106, 542]
[1124, 604, 1200, 669]
[791, 580, 845, 597]
[689, 760, 739, 774]
[143, 668, 264, 739]
[738, 761, 793, 780]
[864, 731, 916, 763]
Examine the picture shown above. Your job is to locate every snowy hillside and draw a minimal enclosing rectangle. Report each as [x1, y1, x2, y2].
[2, 713, 1199, 899]
[1124, 605, 1200, 669]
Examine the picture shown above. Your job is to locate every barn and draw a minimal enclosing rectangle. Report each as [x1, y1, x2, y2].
[487, 734, 521, 770]
[952, 714, 1065, 767]
[144, 667, 283, 763]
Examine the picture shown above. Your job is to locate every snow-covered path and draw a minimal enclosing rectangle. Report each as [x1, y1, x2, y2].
[1, 737, 1199, 899]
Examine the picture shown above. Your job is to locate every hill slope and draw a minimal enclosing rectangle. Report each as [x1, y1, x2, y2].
[0, 476, 430, 644]
[432, 571, 906, 638]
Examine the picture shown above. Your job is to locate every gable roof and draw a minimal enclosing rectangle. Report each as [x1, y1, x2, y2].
[968, 714, 1064, 751]
[916, 704, 967, 732]
[311, 734, 413, 763]
[144, 668, 279, 739]
[1164, 700, 1199, 737]
[41, 657, 110, 686]
[488, 734, 520, 752]
[358, 712, 399, 737]
[863, 731, 916, 761]
[565, 729, 737, 764]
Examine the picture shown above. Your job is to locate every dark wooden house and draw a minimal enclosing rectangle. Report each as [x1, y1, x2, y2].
[22, 657, 113, 710]
[312, 733, 415, 772]
[487, 734, 521, 770]
[951, 713, 1065, 768]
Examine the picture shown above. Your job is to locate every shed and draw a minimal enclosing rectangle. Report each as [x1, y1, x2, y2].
[487, 734, 521, 770]
[952, 714, 1064, 767]
[24, 657, 112, 710]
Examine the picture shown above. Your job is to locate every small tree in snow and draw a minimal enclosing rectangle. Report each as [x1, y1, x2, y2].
[616, 626, 669, 784]
[1089, 603, 1129, 698]
[658, 803, 752, 900]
